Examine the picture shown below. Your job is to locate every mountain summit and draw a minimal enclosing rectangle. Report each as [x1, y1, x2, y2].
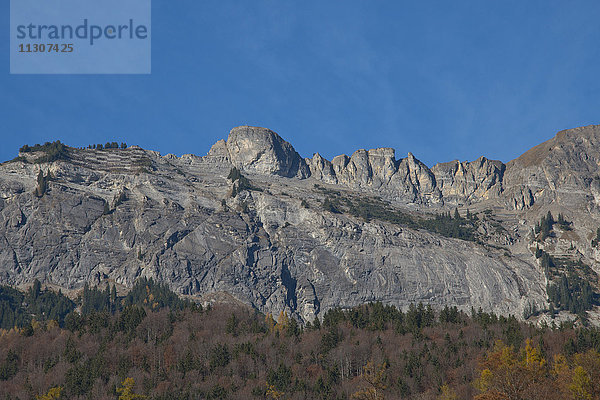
[1, 125, 600, 323]
[210, 126, 310, 178]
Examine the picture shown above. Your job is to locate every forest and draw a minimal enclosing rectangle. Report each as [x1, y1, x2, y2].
[0, 282, 600, 399]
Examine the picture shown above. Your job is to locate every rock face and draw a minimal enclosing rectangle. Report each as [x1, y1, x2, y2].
[431, 157, 505, 204]
[503, 125, 600, 211]
[1, 124, 600, 323]
[308, 148, 442, 204]
[221, 126, 310, 178]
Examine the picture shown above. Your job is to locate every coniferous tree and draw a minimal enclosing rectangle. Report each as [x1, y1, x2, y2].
[110, 284, 117, 311]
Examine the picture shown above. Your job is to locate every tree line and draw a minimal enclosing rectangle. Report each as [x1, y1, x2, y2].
[1, 284, 600, 399]
[0, 278, 196, 332]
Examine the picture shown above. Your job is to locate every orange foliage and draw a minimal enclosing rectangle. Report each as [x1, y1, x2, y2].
[474, 339, 600, 400]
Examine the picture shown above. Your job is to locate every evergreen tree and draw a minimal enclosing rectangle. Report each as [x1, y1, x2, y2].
[31, 279, 41, 300]
[312, 316, 321, 330]
[110, 284, 117, 311]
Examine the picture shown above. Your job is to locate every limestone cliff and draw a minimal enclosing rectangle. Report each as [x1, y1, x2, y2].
[2, 124, 600, 323]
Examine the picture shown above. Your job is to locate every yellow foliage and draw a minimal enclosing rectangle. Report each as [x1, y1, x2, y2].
[277, 311, 290, 335]
[473, 337, 600, 400]
[352, 361, 387, 400]
[473, 393, 509, 400]
[551, 353, 571, 398]
[352, 387, 381, 400]
[439, 383, 458, 400]
[474, 339, 548, 399]
[569, 366, 592, 400]
[46, 319, 59, 330]
[266, 383, 285, 399]
[0, 328, 18, 337]
[474, 368, 493, 392]
[552, 354, 569, 377]
[117, 377, 147, 400]
[31, 319, 41, 332]
[523, 338, 546, 370]
[265, 313, 276, 333]
[36, 386, 62, 400]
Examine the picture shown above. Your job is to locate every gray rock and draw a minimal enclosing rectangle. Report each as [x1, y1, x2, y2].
[431, 156, 505, 205]
[225, 126, 310, 178]
[2, 124, 600, 323]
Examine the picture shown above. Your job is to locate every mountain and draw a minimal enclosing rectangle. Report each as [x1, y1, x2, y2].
[1, 125, 600, 323]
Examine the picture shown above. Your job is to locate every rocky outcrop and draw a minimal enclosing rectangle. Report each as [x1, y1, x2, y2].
[2, 124, 600, 323]
[308, 148, 442, 204]
[208, 126, 507, 206]
[306, 153, 337, 184]
[431, 157, 505, 205]
[503, 125, 600, 210]
[306, 125, 600, 210]
[223, 126, 310, 178]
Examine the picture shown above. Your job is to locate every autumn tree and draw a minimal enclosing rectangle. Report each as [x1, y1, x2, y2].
[352, 361, 387, 400]
[117, 377, 146, 400]
[569, 350, 600, 399]
[36, 386, 62, 400]
[276, 310, 290, 335]
[439, 384, 458, 400]
[265, 313, 276, 334]
[474, 339, 551, 400]
[266, 384, 285, 399]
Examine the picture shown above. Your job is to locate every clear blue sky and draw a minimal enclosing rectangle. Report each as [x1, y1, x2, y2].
[2, 1, 600, 166]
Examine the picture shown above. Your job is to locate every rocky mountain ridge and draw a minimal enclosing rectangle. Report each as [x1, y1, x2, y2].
[1, 125, 600, 323]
